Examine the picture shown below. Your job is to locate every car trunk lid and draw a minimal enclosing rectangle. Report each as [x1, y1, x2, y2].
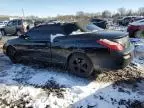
[91, 31, 130, 49]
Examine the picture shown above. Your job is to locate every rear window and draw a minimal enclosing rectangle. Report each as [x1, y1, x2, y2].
[86, 24, 103, 31]
[140, 20, 144, 22]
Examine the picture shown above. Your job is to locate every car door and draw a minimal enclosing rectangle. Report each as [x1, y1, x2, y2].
[19, 25, 51, 62]
[5, 20, 17, 35]
[50, 25, 69, 64]
[4, 21, 13, 34]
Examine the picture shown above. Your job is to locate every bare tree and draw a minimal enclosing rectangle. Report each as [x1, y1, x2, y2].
[126, 9, 133, 16]
[118, 8, 126, 16]
[102, 10, 111, 18]
[76, 11, 85, 16]
[138, 7, 144, 16]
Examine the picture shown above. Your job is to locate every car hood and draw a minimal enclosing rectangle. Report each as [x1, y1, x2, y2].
[92, 30, 128, 39]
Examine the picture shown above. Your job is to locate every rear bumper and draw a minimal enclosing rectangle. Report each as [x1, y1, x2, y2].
[111, 43, 134, 69]
[88, 44, 134, 70]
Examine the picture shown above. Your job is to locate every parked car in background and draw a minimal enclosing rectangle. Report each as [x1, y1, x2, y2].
[0, 19, 33, 36]
[127, 19, 144, 38]
[117, 16, 144, 26]
[0, 21, 8, 29]
[3, 21, 134, 77]
[0, 31, 2, 40]
[90, 18, 108, 29]
[117, 16, 136, 26]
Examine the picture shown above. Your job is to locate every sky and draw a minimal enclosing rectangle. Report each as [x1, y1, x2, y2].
[0, 0, 144, 17]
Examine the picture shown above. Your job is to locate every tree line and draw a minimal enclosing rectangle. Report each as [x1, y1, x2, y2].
[0, 7, 144, 21]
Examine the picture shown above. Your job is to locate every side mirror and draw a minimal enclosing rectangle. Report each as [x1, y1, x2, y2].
[20, 35, 30, 40]
[24, 36, 30, 40]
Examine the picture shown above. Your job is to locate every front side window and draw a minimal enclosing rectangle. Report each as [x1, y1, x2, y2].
[26, 25, 65, 41]
[12, 21, 17, 26]
[26, 27, 50, 40]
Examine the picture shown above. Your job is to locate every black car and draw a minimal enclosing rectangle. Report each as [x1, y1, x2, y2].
[90, 18, 108, 29]
[3, 21, 134, 77]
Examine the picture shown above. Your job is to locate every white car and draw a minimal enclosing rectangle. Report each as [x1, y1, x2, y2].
[0, 21, 8, 29]
[129, 19, 144, 26]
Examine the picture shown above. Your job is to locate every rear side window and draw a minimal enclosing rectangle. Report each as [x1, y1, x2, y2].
[91, 19, 102, 22]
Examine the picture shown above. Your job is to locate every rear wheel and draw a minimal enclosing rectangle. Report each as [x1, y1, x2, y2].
[7, 46, 21, 63]
[68, 53, 93, 77]
[135, 30, 144, 38]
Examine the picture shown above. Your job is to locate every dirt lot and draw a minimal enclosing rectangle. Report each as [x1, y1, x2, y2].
[0, 36, 144, 108]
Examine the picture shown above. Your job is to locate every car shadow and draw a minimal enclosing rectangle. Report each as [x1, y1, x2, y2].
[69, 77, 144, 108]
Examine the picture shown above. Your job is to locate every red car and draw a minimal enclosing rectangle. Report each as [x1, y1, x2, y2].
[127, 19, 144, 38]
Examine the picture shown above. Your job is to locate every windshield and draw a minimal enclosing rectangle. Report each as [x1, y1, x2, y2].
[0, 22, 3, 25]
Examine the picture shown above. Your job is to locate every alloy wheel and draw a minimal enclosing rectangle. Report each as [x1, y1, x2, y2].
[68, 53, 93, 77]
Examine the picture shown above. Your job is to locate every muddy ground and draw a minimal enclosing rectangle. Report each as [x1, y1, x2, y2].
[0, 36, 143, 108]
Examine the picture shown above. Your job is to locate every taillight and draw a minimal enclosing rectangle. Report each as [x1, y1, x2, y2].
[97, 39, 124, 51]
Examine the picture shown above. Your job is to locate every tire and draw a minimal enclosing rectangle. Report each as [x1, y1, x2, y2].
[135, 30, 144, 38]
[7, 46, 21, 63]
[68, 53, 93, 77]
[1, 30, 6, 36]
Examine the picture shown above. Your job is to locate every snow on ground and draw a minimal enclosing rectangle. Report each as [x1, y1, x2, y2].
[0, 32, 144, 108]
[108, 24, 127, 32]
[0, 62, 143, 108]
[131, 38, 144, 71]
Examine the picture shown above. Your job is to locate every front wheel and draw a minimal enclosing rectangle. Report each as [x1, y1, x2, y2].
[68, 53, 94, 77]
[7, 46, 21, 63]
